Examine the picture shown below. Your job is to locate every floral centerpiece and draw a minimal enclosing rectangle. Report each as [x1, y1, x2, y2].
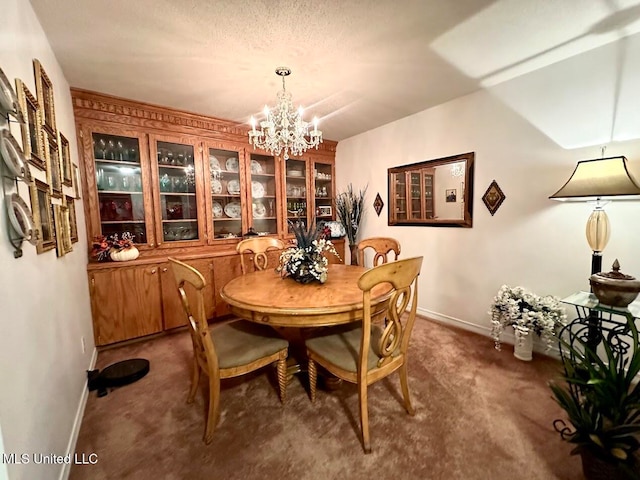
[91, 232, 138, 262]
[277, 220, 340, 284]
[489, 284, 566, 351]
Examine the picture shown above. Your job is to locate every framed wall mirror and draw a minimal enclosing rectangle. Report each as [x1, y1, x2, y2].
[388, 152, 474, 228]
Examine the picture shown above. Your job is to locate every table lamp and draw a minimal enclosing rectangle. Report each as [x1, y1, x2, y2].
[550, 156, 640, 276]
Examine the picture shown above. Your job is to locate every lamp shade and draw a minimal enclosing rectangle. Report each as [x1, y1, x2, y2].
[549, 156, 640, 201]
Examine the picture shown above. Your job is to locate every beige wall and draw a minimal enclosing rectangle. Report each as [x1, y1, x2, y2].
[0, 1, 95, 479]
[336, 32, 640, 346]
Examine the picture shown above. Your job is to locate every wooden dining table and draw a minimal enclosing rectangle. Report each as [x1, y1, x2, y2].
[221, 264, 393, 379]
[220, 264, 393, 328]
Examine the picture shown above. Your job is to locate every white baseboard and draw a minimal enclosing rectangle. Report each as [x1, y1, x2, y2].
[59, 347, 98, 480]
[416, 307, 561, 359]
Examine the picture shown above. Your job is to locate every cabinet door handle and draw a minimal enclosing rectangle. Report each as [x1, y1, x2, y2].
[149, 242, 155, 247]
[157, 242, 161, 246]
[162, 267, 168, 273]
[151, 268, 157, 274]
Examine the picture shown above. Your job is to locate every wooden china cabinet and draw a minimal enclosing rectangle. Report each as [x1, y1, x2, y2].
[72, 89, 343, 346]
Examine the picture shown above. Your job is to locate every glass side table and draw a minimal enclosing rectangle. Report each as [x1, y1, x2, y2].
[560, 291, 640, 355]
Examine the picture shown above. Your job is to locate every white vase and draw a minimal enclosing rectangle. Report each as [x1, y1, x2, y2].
[110, 246, 139, 262]
[513, 331, 533, 361]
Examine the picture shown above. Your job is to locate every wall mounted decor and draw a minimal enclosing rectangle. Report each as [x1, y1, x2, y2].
[373, 192, 384, 216]
[44, 130, 62, 198]
[29, 178, 55, 254]
[59, 133, 72, 186]
[388, 152, 474, 227]
[53, 203, 72, 256]
[15, 78, 45, 170]
[72, 163, 81, 199]
[33, 59, 56, 134]
[0, 128, 32, 182]
[0, 67, 24, 123]
[65, 195, 78, 243]
[482, 180, 506, 216]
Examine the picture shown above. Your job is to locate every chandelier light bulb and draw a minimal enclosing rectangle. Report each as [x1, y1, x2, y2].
[247, 67, 323, 160]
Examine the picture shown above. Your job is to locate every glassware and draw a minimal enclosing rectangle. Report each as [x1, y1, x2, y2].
[98, 139, 107, 159]
[116, 141, 125, 161]
[107, 140, 115, 160]
[160, 173, 171, 192]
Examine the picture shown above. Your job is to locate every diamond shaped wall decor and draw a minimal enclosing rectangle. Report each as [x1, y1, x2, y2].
[373, 192, 384, 216]
[482, 180, 505, 216]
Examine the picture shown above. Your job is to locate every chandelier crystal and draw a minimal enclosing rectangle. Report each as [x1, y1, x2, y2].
[248, 67, 322, 160]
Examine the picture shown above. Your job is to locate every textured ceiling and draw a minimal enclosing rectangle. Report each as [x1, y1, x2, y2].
[28, 0, 640, 142]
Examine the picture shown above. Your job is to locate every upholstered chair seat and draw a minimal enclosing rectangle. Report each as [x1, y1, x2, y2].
[214, 321, 288, 369]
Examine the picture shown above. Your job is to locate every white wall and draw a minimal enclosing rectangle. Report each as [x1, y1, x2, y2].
[0, 1, 95, 479]
[337, 31, 640, 342]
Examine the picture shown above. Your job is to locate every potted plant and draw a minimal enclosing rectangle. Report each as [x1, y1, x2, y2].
[335, 183, 367, 265]
[549, 315, 640, 479]
[489, 285, 566, 360]
[277, 220, 340, 284]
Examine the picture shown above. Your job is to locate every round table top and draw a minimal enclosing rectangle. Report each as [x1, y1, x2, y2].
[220, 264, 392, 327]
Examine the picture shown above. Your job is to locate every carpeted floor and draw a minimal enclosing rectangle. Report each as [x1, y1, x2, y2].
[70, 318, 582, 480]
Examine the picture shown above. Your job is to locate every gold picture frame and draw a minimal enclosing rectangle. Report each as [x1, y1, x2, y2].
[65, 194, 78, 243]
[15, 78, 46, 171]
[44, 130, 62, 198]
[59, 133, 72, 186]
[53, 203, 72, 257]
[73, 163, 81, 199]
[33, 59, 56, 135]
[29, 179, 55, 253]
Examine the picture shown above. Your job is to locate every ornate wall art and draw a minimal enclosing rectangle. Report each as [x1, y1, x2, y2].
[65, 195, 78, 243]
[373, 192, 384, 216]
[33, 59, 56, 135]
[44, 130, 62, 198]
[15, 78, 45, 170]
[53, 203, 72, 257]
[59, 132, 72, 186]
[72, 163, 81, 199]
[29, 179, 55, 253]
[482, 180, 506, 216]
[0, 67, 24, 122]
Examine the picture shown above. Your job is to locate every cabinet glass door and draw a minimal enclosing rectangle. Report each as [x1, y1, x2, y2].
[249, 154, 277, 235]
[285, 157, 308, 232]
[92, 132, 148, 244]
[424, 172, 434, 219]
[393, 172, 407, 221]
[409, 172, 423, 220]
[155, 140, 200, 244]
[313, 160, 334, 221]
[209, 147, 244, 239]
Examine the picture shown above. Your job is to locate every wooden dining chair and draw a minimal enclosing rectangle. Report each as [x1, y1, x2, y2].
[356, 237, 401, 267]
[168, 257, 288, 444]
[237, 237, 286, 274]
[306, 256, 423, 453]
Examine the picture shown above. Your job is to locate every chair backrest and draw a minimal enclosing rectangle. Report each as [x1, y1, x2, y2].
[357, 237, 401, 267]
[168, 257, 218, 373]
[236, 237, 285, 274]
[358, 256, 423, 370]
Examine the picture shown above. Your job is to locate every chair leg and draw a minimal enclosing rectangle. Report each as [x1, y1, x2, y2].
[204, 374, 221, 444]
[358, 381, 371, 453]
[187, 357, 200, 404]
[399, 362, 415, 415]
[308, 358, 317, 403]
[276, 351, 287, 404]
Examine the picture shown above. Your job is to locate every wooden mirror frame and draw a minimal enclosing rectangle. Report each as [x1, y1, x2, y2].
[387, 151, 474, 228]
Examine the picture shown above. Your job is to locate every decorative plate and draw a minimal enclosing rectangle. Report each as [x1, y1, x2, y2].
[253, 201, 266, 218]
[211, 179, 222, 194]
[6, 193, 39, 245]
[212, 201, 223, 218]
[250, 159, 262, 174]
[227, 179, 240, 195]
[224, 201, 241, 218]
[209, 155, 221, 172]
[0, 68, 24, 122]
[0, 129, 31, 182]
[226, 157, 239, 172]
[251, 181, 265, 198]
[287, 169, 302, 177]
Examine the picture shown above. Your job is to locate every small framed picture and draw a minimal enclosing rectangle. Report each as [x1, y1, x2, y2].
[318, 205, 332, 217]
[15, 78, 46, 171]
[29, 179, 55, 254]
[33, 59, 56, 134]
[445, 189, 457, 203]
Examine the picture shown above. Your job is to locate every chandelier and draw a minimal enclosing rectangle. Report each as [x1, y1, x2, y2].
[450, 163, 465, 178]
[248, 67, 322, 160]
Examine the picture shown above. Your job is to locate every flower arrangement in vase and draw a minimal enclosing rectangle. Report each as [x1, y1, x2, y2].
[91, 232, 139, 262]
[335, 183, 367, 265]
[277, 220, 340, 284]
[489, 285, 566, 357]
